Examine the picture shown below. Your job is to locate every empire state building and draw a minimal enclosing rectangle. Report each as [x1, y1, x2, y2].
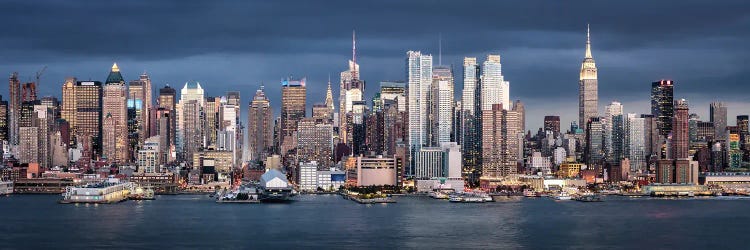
[579, 24, 598, 128]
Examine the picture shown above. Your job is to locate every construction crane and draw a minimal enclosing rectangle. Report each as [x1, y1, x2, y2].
[35, 65, 47, 86]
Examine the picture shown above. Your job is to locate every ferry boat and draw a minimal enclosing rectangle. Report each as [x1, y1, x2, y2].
[448, 195, 463, 202]
[554, 191, 572, 201]
[1, 180, 12, 195]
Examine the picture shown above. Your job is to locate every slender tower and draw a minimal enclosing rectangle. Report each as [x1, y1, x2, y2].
[579, 24, 599, 128]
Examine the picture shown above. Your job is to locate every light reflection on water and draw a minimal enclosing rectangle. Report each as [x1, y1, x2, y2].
[1, 194, 750, 249]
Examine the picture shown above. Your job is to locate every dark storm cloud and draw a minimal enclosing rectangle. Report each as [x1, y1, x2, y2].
[1, 0, 749, 128]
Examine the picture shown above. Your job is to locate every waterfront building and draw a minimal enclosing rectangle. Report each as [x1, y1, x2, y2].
[356, 155, 399, 186]
[247, 86, 274, 161]
[192, 150, 234, 181]
[579, 25, 599, 128]
[651, 80, 674, 137]
[299, 161, 319, 192]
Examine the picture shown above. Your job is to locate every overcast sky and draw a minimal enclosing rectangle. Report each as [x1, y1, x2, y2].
[1, 0, 749, 130]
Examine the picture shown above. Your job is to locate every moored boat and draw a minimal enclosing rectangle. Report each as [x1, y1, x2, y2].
[554, 191, 572, 201]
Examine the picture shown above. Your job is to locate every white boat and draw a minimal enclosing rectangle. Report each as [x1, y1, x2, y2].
[449, 196, 463, 202]
[523, 189, 537, 197]
[554, 191, 572, 201]
[429, 191, 449, 199]
[0, 180, 12, 195]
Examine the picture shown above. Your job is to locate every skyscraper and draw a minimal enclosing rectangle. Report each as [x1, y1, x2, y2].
[247, 86, 273, 161]
[461, 57, 482, 183]
[0, 96, 7, 141]
[604, 101, 624, 163]
[74, 80, 103, 159]
[297, 118, 333, 168]
[543, 116, 561, 136]
[158, 85, 176, 150]
[339, 31, 362, 145]
[102, 63, 129, 163]
[8, 72, 20, 145]
[651, 80, 674, 137]
[205, 96, 220, 147]
[710, 102, 727, 140]
[407, 51, 432, 177]
[579, 25, 599, 128]
[625, 113, 646, 172]
[481, 103, 520, 177]
[585, 117, 604, 167]
[177, 81, 204, 161]
[61, 77, 77, 144]
[672, 99, 690, 159]
[280, 78, 306, 156]
[431, 65, 454, 145]
[481, 55, 509, 111]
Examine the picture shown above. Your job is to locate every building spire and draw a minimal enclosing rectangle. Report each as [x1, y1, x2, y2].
[438, 33, 442, 66]
[352, 30, 357, 66]
[112, 62, 120, 72]
[585, 24, 592, 59]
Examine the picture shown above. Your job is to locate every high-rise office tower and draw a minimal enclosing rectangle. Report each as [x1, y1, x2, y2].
[0, 96, 7, 141]
[461, 57, 482, 182]
[651, 80, 674, 137]
[205, 96, 220, 147]
[407, 51, 432, 177]
[604, 101, 623, 163]
[248, 86, 273, 161]
[40, 96, 60, 120]
[585, 117, 604, 167]
[61, 77, 77, 143]
[513, 100, 525, 133]
[610, 114, 625, 165]
[102, 63, 129, 163]
[380, 81, 406, 112]
[625, 113, 646, 172]
[641, 114, 661, 159]
[127, 80, 145, 160]
[710, 102, 727, 140]
[350, 101, 367, 155]
[280, 78, 306, 156]
[544, 116, 561, 136]
[431, 65, 454, 145]
[339, 31, 363, 145]
[672, 99, 690, 159]
[324, 79, 335, 122]
[579, 25, 599, 128]
[8, 72, 20, 145]
[74, 80, 103, 159]
[737, 115, 749, 152]
[158, 85, 177, 144]
[481, 103, 520, 177]
[177, 81, 204, 161]
[366, 106, 384, 154]
[481, 55, 509, 111]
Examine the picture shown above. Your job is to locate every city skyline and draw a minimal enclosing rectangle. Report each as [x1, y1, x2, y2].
[1, 1, 749, 130]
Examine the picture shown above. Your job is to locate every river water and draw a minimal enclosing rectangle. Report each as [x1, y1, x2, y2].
[1, 194, 748, 249]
